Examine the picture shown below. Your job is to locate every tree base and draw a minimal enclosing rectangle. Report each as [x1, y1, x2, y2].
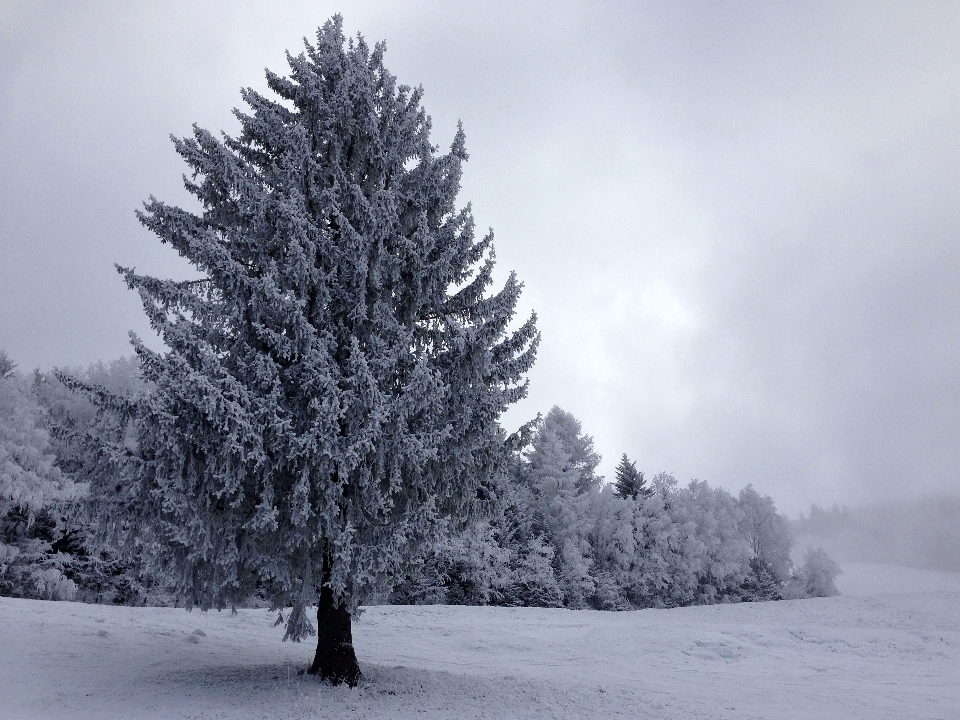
[308, 583, 362, 687]
[307, 641, 361, 686]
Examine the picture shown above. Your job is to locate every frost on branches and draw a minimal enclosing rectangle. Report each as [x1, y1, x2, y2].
[96, 17, 537, 685]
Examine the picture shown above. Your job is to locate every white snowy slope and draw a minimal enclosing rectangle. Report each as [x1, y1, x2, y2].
[1, 584, 958, 719]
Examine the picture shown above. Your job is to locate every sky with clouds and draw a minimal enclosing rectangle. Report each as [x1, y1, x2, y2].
[2, 1, 959, 513]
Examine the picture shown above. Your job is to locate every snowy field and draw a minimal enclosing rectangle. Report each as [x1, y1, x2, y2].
[1, 565, 958, 720]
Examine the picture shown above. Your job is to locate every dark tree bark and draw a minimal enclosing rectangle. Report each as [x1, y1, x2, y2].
[308, 560, 361, 686]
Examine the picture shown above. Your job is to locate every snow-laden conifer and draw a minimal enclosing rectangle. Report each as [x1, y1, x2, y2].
[38, 358, 150, 605]
[96, 17, 538, 685]
[613, 453, 649, 500]
[523, 407, 600, 607]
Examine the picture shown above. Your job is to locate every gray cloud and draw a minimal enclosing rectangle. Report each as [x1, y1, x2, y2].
[2, 1, 959, 513]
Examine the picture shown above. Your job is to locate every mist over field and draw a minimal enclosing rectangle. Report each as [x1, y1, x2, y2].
[793, 495, 960, 572]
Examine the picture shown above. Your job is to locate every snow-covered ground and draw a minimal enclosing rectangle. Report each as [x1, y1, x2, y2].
[2, 566, 958, 720]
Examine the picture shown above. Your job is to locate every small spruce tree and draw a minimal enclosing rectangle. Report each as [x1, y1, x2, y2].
[88, 17, 537, 685]
[613, 453, 647, 500]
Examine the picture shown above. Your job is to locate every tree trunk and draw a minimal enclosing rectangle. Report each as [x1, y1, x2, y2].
[308, 563, 361, 686]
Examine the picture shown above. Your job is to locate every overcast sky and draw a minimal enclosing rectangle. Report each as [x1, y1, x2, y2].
[2, 1, 959, 513]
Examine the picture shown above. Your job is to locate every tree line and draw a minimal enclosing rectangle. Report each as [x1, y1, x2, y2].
[1, 352, 839, 612]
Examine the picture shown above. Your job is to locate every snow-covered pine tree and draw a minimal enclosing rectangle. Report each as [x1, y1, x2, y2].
[495, 456, 564, 608]
[523, 407, 600, 607]
[98, 17, 538, 685]
[613, 453, 648, 500]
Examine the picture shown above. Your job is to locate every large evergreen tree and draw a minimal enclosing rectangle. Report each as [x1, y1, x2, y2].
[95, 17, 537, 685]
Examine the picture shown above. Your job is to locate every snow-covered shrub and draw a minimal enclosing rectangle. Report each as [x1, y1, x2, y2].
[681, 480, 752, 603]
[0, 374, 82, 521]
[484, 465, 564, 608]
[790, 546, 842, 598]
[591, 571, 631, 610]
[627, 489, 680, 606]
[389, 555, 448, 605]
[438, 521, 511, 606]
[590, 487, 636, 608]
[30, 567, 77, 601]
[392, 514, 563, 608]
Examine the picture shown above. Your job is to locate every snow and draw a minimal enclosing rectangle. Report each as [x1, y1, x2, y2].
[2, 573, 958, 719]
